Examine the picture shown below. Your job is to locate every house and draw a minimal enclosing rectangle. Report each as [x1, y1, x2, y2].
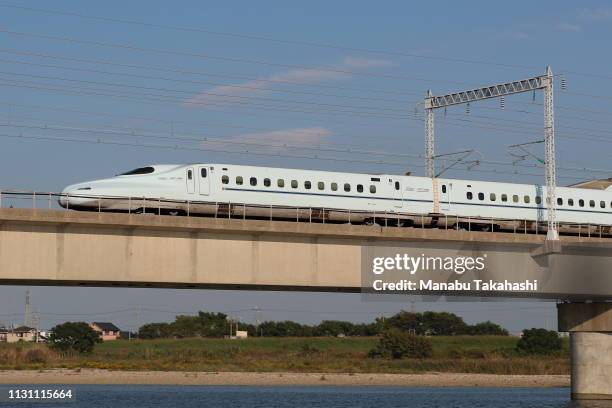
[6, 326, 37, 343]
[89, 322, 121, 341]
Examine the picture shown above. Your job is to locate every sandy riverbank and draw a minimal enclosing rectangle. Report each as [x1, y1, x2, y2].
[0, 370, 569, 387]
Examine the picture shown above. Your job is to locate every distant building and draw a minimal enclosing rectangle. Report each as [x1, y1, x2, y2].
[235, 330, 248, 339]
[6, 326, 37, 343]
[0, 327, 8, 342]
[89, 322, 121, 341]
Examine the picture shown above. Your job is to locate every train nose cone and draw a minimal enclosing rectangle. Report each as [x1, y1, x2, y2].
[58, 184, 92, 208]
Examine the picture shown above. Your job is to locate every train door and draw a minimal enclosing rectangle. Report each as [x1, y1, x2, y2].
[391, 179, 402, 208]
[198, 166, 210, 196]
[440, 182, 451, 212]
[186, 167, 195, 194]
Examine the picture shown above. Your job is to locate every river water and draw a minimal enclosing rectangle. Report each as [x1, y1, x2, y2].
[2, 385, 612, 408]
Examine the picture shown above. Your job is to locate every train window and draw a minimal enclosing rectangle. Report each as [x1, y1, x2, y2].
[557, 198, 563, 206]
[579, 199, 584, 207]
[201, 168, 207, 178]
[589, 200, 595, 208]
[357, 184, 364, 193]
[478, 192, 484, 201]
[318, 182, 325, 190]
[277, 179, 285, 188]
[490, 193, 496, 201]
[600, 201, 606, 208]
[513, 195, 519, 203]
[304, 181, 312, 189]
[501, 194, 508, 202]
[524, 195, 530, 204]
[187, 170, 193, 180]
[250, 177, 257, 186]
[466, 192, 473, 200]
[264, 178, 271, 187]
[119, 166, 155, 176]
[535, 196, 542, 205]
[394, 181, 400, 190]
[331, 183, 338, 191]
[236, 176, 243, 185]
[370, 185, 376, 193]
[442, 185, 447, 193]
[568, 198, 574, 206]
[291, 180, 298, 188]
[344, 183, 351, 192]
[221, 175, 229, 184]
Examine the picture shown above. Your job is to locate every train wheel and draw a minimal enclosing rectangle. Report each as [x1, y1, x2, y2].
[363, 218, 375, 226]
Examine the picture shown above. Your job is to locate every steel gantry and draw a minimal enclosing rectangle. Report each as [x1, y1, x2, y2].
[424, 66, 559, 240]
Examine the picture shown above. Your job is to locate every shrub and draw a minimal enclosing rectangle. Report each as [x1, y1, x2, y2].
[516, 328, 562, 355]
[23, 347, 53, 364]
[368, 329, 433, 359]
[48, 322, 102, 354]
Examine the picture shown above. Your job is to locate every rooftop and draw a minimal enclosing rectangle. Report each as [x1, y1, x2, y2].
[91, 322, 120, 332]
[567, 178, 612, 190]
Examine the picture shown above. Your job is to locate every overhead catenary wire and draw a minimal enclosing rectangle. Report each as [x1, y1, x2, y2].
[0, 49, 417, 101]
[0, 129, 599, 181]
[0, 29, 473, 86]
[6, 2, 612, 84]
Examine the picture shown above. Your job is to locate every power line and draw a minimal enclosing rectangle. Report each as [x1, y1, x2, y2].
[4, 119, 612, 175]
[0, 3, 556, 72]
[0, 48, 417, 100]
[0, 29, 471, 86]
[0, 130, 594, 181]
[0, 77, 412, 121]
[6, 2, 612, 83]
[5, 76, 612, 156]
[0, 69, 411, 114]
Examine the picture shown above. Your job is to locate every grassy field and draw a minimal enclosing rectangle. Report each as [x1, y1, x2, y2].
[0, 336, 569, 375]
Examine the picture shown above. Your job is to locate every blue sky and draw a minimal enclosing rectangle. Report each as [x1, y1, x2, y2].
[1, 0, 611, 332]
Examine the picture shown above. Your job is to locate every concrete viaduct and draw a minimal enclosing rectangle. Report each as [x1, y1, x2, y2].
[0, 208, 610, 400]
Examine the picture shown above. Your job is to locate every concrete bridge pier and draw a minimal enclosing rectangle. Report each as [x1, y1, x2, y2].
[558, 303, 612, 400]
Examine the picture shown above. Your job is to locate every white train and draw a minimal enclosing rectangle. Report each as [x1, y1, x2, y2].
[59, 163, 612, 233]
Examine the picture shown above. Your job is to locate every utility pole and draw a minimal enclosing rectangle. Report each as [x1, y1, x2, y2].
[425, 89, 435, 178]
[543, 66, 558, 240]
[24, 288, 31, 327]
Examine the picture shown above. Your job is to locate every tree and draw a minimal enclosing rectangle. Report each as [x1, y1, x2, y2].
[139, 322, 173, 339]
[314, 320, 356, 337]
[467, 321, 509, 336]
[516, 328, 562, 355]
[48, 322, 101, 354]
[368, 328, 433, 359]
[420, 311, 468, 336]
[386, 311, 422, 333]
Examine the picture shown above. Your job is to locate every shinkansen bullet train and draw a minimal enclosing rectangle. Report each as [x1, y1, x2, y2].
[59, 163, 612, 233]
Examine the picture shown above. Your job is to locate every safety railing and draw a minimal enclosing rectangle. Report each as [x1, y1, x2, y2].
[0, 189, 609, 238]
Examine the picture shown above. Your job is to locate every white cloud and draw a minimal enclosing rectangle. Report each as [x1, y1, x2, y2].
[555, 22, 582, 32]
[183, 57, 392, 108]
[203, 127, 333, 154]
[230, 127, 332, 147]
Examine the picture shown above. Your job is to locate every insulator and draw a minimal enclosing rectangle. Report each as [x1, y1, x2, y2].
[444, 107, 447, 117]
[414, 107, 418, 119]
[466, 102, 471, 115]
[560, 77, 567, 90]
[532, 90, 536, 102]
[500, 96, 505, 110]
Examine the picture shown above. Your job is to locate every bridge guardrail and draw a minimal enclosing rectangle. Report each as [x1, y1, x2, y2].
[0, 189, 608, 238]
